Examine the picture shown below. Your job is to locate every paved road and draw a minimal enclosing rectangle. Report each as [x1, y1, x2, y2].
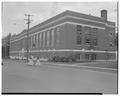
[2, 59, 118, 94]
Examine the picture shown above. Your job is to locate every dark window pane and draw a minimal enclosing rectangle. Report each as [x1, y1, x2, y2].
[77, 25, 82, 31]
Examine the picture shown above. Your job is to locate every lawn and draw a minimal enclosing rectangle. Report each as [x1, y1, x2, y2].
[80, 60, 118, 69]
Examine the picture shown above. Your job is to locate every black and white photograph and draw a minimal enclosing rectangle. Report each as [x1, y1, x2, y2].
[1, 1, 118, 94]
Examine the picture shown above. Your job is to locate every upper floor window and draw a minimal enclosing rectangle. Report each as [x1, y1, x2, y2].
[109, 42, 114, 47]
[39, 33, 42, 48]
[85, 34, 91, 44]
[77, 35, 82, 45]
[76, 25, 82, 45]
[43, 32, 46, 48]
[51, 29, 54, 47]
[32, 35, 36, 48]
[76, 25, 82, 31]
[84, 26, 91, 34]
[57, 27, 60, 44]
[92, 38, 97, 46]
[109, 31, 114, 37]
[35, 34, 38, 48]
[92, 28, 97, 36]
[93, 28, 97, 32]
[47, 31, 50, 47]
[85, 38, 91, 44]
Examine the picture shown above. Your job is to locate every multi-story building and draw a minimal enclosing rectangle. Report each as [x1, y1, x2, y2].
[2, 34, 11, 58]
[10, 10, 116, 61]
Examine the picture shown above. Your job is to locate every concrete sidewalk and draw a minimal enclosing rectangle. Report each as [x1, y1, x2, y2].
[3, 59, 117, 73]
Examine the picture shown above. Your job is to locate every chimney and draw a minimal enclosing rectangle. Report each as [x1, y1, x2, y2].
[101, 10, 107, 21]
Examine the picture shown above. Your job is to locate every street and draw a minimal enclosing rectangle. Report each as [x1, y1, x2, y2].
[2, 59, 118, 94]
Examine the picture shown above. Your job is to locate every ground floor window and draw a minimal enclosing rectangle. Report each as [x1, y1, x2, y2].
[91, 53, 97, 60]
[76, 54, 81, 60]
[85, 54, 91, 60]
[85, 53, 97, 60]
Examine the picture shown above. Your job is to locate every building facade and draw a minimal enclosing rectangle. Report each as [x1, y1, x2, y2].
[10, 10, 116, 61]
[2, 34, 11, 58]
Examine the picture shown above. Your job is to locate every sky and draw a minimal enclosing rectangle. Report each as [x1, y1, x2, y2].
[2, 2, 117, 38]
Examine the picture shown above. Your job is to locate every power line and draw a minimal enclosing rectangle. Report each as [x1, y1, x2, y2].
[24, 14, 33, 62]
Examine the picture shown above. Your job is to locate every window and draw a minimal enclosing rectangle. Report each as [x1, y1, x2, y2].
[47, 31, 50, 47]
[109, 42, 114, 47]
[109, 32, 113, 36]
[32, 35, 36, 48]
[57, 27, 60, 44]
[39, 33, 42, 48]
[77, 32, 82, 44]
[51, 29, 54, 47]
[85, 54, 90, 60]
[91, 53, 96, 60]
[92, 38, 97, 46]
[41, 32, 43, 48]
[43, 32, 46, 48]
[93, 28, 97, 32]
[76, 54, 81, 60]
[49, 31, 52, 47]
[36, 34, 38, 48]
[30, 36, 33, 48]
[92, 28, 97, 36]
[76, 25, 82, 45]
[38, 33, 40, 48]
[76, 25, 82, 31]
[84, 26, 91, 34]
[32, 34, 37, 48]
[85, 36, 91, 44]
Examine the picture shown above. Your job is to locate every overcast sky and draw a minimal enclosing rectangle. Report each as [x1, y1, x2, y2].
[2, 2, 117, 38]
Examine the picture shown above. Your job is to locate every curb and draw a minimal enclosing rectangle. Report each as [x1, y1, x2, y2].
[42, 62, 117, 73]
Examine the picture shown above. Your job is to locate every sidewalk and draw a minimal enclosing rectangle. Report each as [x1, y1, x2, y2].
[2, 59, 117, 73]
[42, 62, 117, 73]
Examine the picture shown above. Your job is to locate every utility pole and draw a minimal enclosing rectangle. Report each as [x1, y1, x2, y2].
[24, 14, 33, 62]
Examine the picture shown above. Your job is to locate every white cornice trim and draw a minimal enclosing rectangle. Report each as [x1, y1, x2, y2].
[10, 49, 117, 53]
[11, 15, 115, 42]
[11, 21, 106, 43]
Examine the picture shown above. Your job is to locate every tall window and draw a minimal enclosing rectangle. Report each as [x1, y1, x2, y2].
[32, 35, 35, 48]
[84, 26, 91, 45]
[92, 28, 98, 46]
[76, 25, 82, 45]
[36, 34, 38, 48]
[43, 32, 46, 48]
[51, 29, 54, 47]
[109, 42, 114, 47]
[92, 38, 97, 46]
[47, 31, 50, 47]
[41, 32, 43, 48]
[31, 36, 32, 48]
[49, 31, 52, 47]
[77, 25, 82, 31]
[85, 54, 91, 60]
[92, 28, 97, 36]
[57, 27, 60, 44]
[39, 33, 41, 48]
[84, 26, 91, 34]
[33, 34, 37, 48]
[91, 53, 96, 60]
[85, 36, 91, 44]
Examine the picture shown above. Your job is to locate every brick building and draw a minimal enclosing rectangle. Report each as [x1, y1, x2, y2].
[10, 10, 116, 61]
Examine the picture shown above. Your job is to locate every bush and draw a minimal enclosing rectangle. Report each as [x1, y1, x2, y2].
[50, 56, 76, 62]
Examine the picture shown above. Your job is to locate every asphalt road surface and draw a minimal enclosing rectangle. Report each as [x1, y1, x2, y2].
[2, 59, 118, 94]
